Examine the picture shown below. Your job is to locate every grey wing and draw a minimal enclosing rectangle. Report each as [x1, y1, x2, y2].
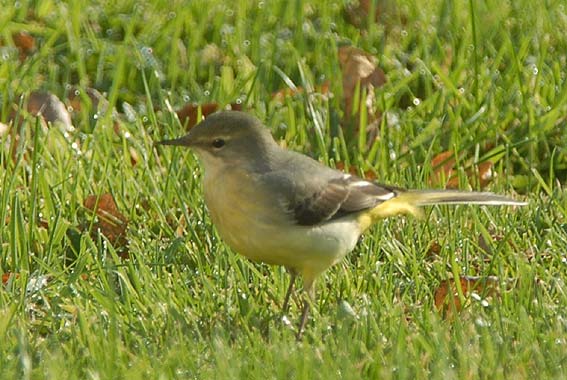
[290, 174, 402, 226]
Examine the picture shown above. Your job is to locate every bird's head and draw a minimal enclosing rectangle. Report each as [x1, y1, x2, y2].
[158, 111, 278, 172]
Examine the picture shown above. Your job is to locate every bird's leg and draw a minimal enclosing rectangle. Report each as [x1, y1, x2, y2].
[282, 269, 297, 313]
[296, 280, 315, 340]
[297, 301, 310, 340]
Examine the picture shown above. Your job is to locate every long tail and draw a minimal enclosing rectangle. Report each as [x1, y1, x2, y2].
[366, 189, 526, 223]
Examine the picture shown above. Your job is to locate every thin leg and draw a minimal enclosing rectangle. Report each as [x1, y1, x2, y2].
[297, 300, 310, 339]
[296, 280, 315, 340]
[282, 269, 297, 313]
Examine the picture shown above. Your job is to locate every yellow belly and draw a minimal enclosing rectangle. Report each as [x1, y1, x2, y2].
[202, 168, 363, 281]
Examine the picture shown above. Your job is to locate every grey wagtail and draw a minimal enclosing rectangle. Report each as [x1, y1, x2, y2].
[159, 111, 526, 337]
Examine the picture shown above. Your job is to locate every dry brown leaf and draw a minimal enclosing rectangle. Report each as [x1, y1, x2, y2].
[2, 272, 19, 285]
[344, 0, 383, 27]
[434, 276, 500, 316]
[335, 161, 377, 180]
[271, 81, 330, 103]
[66, 87, 122, 134]
[425, 241, 442, 259]
[27, 91, 73, 129]
[67, 87, 107, 114]
[84, 193, 129, 256]
[12, 31, 36, 60]
[364, 171, 377, 181]
[477, 232, 518, 258]
[128, 146, 140, 166]
[429, 151, 494, 189]
[344, 0, 401, 29]
[430, 151, 456, 188]
[477, 161, 494, 188]
[3, 91, 72, 164]
[176, 102, 243, 130]
[335, 161, 358, 176]
[338, 46, 386, 127]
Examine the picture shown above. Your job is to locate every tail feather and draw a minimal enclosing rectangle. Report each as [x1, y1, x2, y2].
[402, 190, 527, 207]
[364, 190, 526, 226]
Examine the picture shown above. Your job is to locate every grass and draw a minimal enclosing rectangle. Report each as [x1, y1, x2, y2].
[1, 0, 567, 378]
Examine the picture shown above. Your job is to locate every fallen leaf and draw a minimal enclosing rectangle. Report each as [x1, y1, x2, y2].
[476, 232, 520, 260]
[335, 161, 358, 176]
[176, 102, 242, 130]
[3, 91, 72, 164]
[84, 193, 129, 257]
[344, 0, 384, 28]
[434, 276, 500, 316]
[2, 272, 19, 285]
[67, 87, 106, 114]
[271, 81, 330, 103]
[477, 161, 494, 188]
[429, 151, 494, 189]
[128, 146, 140, 166]
[12, 31, 36, 60]
[344, 0, 402, 30]
[66, 87, 122, 133]
[430, 151, 456, 188]
[335, 161, 377, 180]
[27, 91, 73, 130]
[338, 46, 386, 128]
[425, 241, 442, 258]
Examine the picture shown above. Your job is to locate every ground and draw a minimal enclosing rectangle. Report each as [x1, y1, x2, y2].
[1, 0, 566, 379]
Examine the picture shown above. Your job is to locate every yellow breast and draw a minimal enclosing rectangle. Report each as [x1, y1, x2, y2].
[202, 167, 363, 279]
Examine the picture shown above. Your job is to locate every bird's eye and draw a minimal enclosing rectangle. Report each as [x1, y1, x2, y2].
[212, 138, 225, 149]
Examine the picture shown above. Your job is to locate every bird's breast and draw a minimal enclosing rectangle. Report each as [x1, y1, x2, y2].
[203, 167, 284, 254]
[202, 168, 363, 276]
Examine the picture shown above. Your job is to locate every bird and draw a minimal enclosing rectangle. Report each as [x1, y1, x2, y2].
[158, 110, 526, 338]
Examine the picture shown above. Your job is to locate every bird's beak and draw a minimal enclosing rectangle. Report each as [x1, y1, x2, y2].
[157, 134, 193, 147]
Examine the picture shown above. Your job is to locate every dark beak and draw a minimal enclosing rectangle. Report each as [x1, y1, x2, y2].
[156, 134, 192, 147]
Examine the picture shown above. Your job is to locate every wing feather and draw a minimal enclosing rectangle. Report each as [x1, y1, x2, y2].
[292, 174, 402, 226]
[258, 151, 402, 226]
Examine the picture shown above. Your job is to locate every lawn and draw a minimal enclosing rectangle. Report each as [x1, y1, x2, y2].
[1, 0, 567, 378]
